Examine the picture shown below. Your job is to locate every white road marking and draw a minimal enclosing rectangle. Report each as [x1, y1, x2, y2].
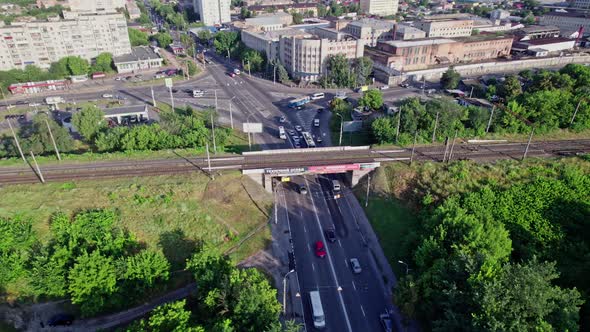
[352, 281, 357, 291]
[304, 177, 353, 332]
[360, 305, 366, 318]
[303, 225, 307, 233]
[312, 263, 315, 272]
[338, 239, 342, 248]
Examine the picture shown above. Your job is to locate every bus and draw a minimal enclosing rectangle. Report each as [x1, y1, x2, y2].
[278, 126, 286, 139]
[302, 131, 316, 148]
[288, 96, 310, 108]
[309, 291, 326, 329]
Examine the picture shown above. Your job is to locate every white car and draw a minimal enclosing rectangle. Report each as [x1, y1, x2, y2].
[279, 116, 286, 123]
[379, 85, 390, 90]
[102, 94, 113, 98]
[295, 125, 302, 132]
[350, 258, 362, 274]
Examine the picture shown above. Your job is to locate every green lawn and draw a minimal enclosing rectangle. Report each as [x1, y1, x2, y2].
[0, 171, 272, 271]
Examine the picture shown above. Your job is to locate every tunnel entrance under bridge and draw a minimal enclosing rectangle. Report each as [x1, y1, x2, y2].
[243, 162, 380, 192]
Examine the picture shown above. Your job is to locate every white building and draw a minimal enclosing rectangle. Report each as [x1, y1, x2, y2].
[0, 11, 131, 71]
[193, 0, 230, 26]
[343, 18, 395, 47]
[244, 12, 293, 31]
[413, 14, 474, 38]
[360, 0, 399, 17]
[571, 0, 590, 10]
[68, 0, 126, 13]
[113, 46, 163, 73]
[540, 11, 590, 37]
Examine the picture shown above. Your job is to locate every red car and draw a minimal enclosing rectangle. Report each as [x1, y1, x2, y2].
[228, 72, 236, 77]
[315, 241, 326, 258]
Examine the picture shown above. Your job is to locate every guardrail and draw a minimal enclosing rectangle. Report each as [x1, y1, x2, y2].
[242, 146, 370, 156]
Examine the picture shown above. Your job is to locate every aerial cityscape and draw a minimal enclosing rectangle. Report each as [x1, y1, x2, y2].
[0, 0, 589, 330]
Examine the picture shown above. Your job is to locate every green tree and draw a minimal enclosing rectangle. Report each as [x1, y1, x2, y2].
[317, 4, 328, 17]
[148, 300, 192, 331]
[214, 31, 240, 58]
[123, 251, 170, 290]
[0, 217, 36, 289]
[326, 54, 354, 88]
[330, 98, 352, 116]
[61, 56, 90, 76]
[358, 89, 383, 110]
[498, 75, 522, 100]
[292, 12, 303, 24]
[197, 30, 212, 42]
[68, 250, 118, 316]
[371, 117, 395, 144]
[22, 113, 74, 155]
[240, 6, 252, 18]
[152, 32, 173, 48]
[519, 69, 533, 81]
[440, 67, 461, 89]
[92, 52, 114, 73]
[473, 260, 584, 331]
[128, 28, 150, 46]
[72, 104, 107, 141]
[354, 57, 373, 87]
[240, 49, 265, 72]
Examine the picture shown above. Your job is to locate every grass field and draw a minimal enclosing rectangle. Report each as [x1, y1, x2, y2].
[0, 171, 272, 267]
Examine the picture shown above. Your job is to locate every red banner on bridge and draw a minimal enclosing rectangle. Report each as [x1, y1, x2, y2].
[308, 164, 360, 173]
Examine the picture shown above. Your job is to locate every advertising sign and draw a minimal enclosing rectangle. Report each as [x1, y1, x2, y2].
[165, 78, 173, 88]
[243, 122, 263, 133]
[308, 164, 360, 173]
[264, 167, 306, 176]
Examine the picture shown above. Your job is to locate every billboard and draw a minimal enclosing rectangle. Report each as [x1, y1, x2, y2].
[308, 164, 360, 173]
[243, 122, 263, 133]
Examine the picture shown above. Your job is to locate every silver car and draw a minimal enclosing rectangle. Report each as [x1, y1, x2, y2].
[349, 258, 362, 274]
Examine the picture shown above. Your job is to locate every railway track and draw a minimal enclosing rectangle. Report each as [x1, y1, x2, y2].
[0, 139, 588, 186]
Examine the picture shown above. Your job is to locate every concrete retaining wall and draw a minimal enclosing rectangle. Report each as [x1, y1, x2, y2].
[379, 54, 590, 85]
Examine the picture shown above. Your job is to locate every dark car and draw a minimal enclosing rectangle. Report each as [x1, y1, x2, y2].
[325, 228, 336, 242]
[379, 313, 393, 332]
[317, 107, 324, 113]
[183, 88, 192, 93]
[299, 185, 308, 195]
[315, 241, 326, 258]
[48, 314, 74, 327]
[172, 89, 178, 93]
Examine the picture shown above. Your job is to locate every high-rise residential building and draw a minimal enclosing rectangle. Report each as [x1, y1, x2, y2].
[37, 0, 126, 11]
[360, 0, 398, 17]
[193, 0, 230, 26]
[0, 11, 131, 71]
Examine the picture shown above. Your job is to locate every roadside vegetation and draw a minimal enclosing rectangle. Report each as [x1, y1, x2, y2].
[372, 64, 590, 146]
[360, 156, 590, 330]
[0, 172, 273, 313]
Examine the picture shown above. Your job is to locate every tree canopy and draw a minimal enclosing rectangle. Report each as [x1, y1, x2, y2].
[72, 104, 107, 141]
[441, 67, 461, 89]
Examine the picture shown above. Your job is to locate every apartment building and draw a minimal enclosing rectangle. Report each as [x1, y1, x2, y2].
[343, 18, 394, 46]
[413, 14, 474, 38]
[280, 32, 363, 81]
[360, 0, 399, 17]
[0, 11, 131, 70]
[365, 34, 512, 72]
[247, 3, 318, 16]
[571, 0, 590, 10]
[37, 0, 126, 11]
[193, 0, 230, 26]
[540, 11, 590, 37]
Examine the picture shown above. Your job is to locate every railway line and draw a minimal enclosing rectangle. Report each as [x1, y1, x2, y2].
[0, 139, 588, 185]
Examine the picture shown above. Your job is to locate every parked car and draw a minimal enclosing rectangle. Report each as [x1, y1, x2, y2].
[279, 115, 286, 123]
[295, 125, 302, 132]
[325, 228, 336, 242]
[48, 314, 74, 327]
[399, 83, 410, 88]
[102, 94, 113, 98]
[379, 85, 390, 90]
[315, 241, 326, 258]
[349, 258, 362, 274]
[299, 185, 308, 195]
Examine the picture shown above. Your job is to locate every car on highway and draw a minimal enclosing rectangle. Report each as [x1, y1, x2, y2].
[380, 85, 390, 90]
[317, 107, 324, 113]
[28, 102, 41, 107]
[314, 119, 320, 127]
[229, 72, 236, 77]
[316, 136, 323, 144]
[399, 83, 410, 88]
[325, 228, 336, 242]
[279, 115, 286, 123]
[48, 314, 74, 327]
[299, 185, 308, 195]
[311, 92, 325, 100]
[350, 258, 362, 274]
[295, 125, 302, 132]
[102, 94, 113, 98]
[115, 77, 124, 81]
[294, 142, 301, 148]
[315, 241, 326, 258]
[380, 313, 393, 332]
[288, 129, 296, 136]
[172, 89, 178, 93]
[295, 105, 305, 110]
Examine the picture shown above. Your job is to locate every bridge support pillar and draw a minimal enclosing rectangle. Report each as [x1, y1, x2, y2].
[351, 169, 372, 187]
[245, 172, 264, 187]
[264, 174, 273, 193]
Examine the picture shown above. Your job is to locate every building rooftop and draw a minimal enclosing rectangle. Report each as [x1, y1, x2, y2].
[102, 105, 148, 117]
[383, 38, 457, 47]
[454, 33, 514, 42]
[245, 12, 291, 25]
[516, 36, 573, 45]
[248, 3, 317, 10]
[347, 18, 394, 30]
[114, 46, 161, 63]
[543, 11, 590, 18]
[245, 28, 310, 41]
[519, 25, 560, 33]
[420, 13, 472, 22]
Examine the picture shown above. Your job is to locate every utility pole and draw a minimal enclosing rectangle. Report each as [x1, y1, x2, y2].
[168, 86, 174, 110]
[247, 59, 251, 77]
[248, 131, 251, 150]
[229, 96, 236, 129]
[212, 90, 217, 154]
[410, 131, 418, 165]
[151, 86, 157, 108]
[571, 98, 583, 126]
[522, 127, 534, 161]
[339, 116, 343, 146]
[395, 106, 402, 143]
[227, 48, 230, 59]
[422, 76, 425, 95]
[469, 86, 474, 98]
[273, 64, 277, 84]
[206, 142, 214, 180]
[485, 105, 495, 134]
[30, 151, 45, 183]
[44, 119, 61, 161]
[448, 130, 458, 162]
[432, 111, 439, 143]
[185, 61, 190, 80]
[7, 119, 26, 163]
[365, 173, 371, 207]
[442, 136, 450, 162]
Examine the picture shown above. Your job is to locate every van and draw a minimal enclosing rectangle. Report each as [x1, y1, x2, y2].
[311, 92, 325, 100]
[309, 291, 325, 329]
[332, 180, 340, 192]
[314, 118, 320, 127]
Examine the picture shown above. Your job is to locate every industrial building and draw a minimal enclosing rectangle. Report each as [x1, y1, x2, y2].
[540, 11, 590, 37]
[413, 14, 474, 38]
[342, 18, 395, 47]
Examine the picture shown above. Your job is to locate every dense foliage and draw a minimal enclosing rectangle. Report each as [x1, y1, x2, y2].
[1, 209, 170, 316]
[123, 250, 298, 332]
[392, 159, 590, 331]
[320, 55, 374, 89]
[128, 28, 150, 47]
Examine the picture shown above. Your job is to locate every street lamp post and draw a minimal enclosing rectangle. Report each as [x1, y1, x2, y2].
[245, 113, 256, 150]
[398, 260, 409, 275]
[283, 269, 296, 315]
[335, 113, 344, 146]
